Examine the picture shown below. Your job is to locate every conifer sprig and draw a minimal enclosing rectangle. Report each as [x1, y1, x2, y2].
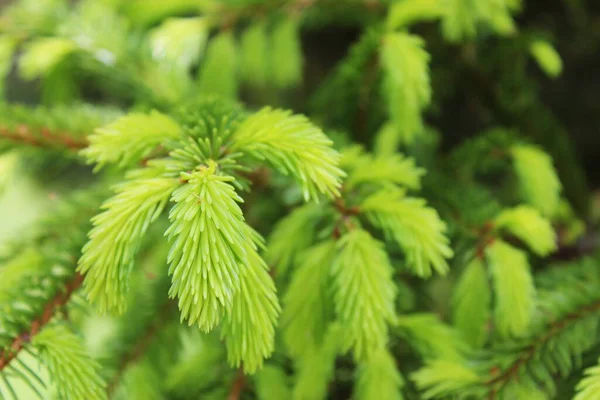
[415, 259, 600, 399]
[486, 240, 536, 338]
[231, 107, 345, 201]
[0, 273, 83, 372]
[575, 358, 600, 400]
[381, 32, 431, 144]
[332, 229, 396, 360]
[511, 144, 562, 216]
[166, 161, 265, 331]
[361, 189, 453, 277]
[82, 111, 182, 170]
[355, 347, 404, 400]
[33, 325, 107, 400]
[78, 167, 179, 314]
[282, 241, 336, 357]
[0, 103, 118, 153]
[452, 257, 492, 348]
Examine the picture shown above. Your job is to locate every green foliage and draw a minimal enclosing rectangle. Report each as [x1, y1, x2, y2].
[575, 358, 600, 400]
[511, 144, 562, 216]
[254, 364, 291, 400]
[282, 241, 336, 357]
[149, 17, 207, 70]
[0, 152, 18, 194]
[0, 0, 596, 398]
[354, 347, 404, 400]
[396, 314, 466, 361]
[0, 102, 119, 152]
[113, 363, 164, 400]
[271, 18, 303, 88]
[19, 38, 76, 80]
[530, 39, 563, 78]
[452, 257, 491, 348]
[0, 0, 67, 35]
[164, 330, 230, 399]
[166, 162, 275, 339]
[486, 240, 535, 338]
[83, 111, 182, 170]
[0, 36, 16, 99]
[380, 32, 431, 144]
[440, 0, 478, 42]
[220, 246, 280, 373]
[485, 260, 600, 398]
[413, 258, 600, 398]
[33, 325, 106, 400]
[344, 151, 425, 190]
[441, 0, 517, 42]
[266, 203, 323, 278]
[494, 205, 557, 256]
[361, 189, 453, 277]
[386, 0, 444, 31]
[78, 166, 178, 314]
[58, 0, 129, 64]
[292, 324, 341, 400]
[231, 107, 344, 201]
[412, 360, 484, 399]
[240, 22, 269, 86]
[197, 31, 238, 99]
[309, 26, 382, 132]
[122, 0, 200, 27]
[332, 229, 396, 360]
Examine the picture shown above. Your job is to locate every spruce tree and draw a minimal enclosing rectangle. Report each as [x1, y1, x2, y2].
[0, 0, 598, 399]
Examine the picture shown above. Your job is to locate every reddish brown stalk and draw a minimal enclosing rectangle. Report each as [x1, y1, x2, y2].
[227, 368, 246, 400]
[475, 221, 496, 259]
[485, 300, 600, 399]
[0, 273, 84, 371]
[0, 125, 87, 151]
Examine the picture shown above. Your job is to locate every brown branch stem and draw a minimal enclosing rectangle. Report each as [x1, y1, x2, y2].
[0, 125, 87, 151]
[227, 368, 246, 400]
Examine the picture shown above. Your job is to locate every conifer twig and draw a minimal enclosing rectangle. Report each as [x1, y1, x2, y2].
[0, 125, 87, 151]
[485, 300, 600, 398]
[0, 273, 84, 371]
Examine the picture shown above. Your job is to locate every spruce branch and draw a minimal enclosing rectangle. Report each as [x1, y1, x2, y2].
[166, 161, 265, 331]
[486, 240, 536, 338]
[453, 257, 492, 348]
[332, 229, 397, 360]
[380, 31, 432, 144]
[33, 324, 107, 400]
[230, 107, 345, 201]
[78, 166, 179, 314]
[0, 103, 119, 152]
[0, 273, 83, 371]
[511, 144, 562, 217]
[575, 357, 600, 400]
[486, 299, 600, 398]
[82, 110, 182, 170]
[282, 241, 336, 357]
[355, 347, 404, 400]
[361, 189, 453, 277]
[0, 124, 87, 151]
